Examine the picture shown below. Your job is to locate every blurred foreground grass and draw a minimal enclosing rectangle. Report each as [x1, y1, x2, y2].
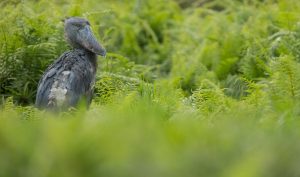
[2, 0, 300, 176]
[2, 93, 300, 177]
[1, 95, 300, 177]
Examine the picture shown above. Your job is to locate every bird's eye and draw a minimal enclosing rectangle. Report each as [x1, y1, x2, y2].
[74, 23, 83, 28]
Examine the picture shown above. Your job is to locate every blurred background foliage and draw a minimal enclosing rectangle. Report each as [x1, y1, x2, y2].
[1, 0, 300, 176]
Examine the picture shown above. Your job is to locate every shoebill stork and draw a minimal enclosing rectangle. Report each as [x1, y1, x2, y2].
[35, 17, 106, 111]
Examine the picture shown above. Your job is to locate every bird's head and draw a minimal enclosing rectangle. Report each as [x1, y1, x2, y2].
[64, 17, 106, 56]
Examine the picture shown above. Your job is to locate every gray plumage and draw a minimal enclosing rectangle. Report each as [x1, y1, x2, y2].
[35, 17, 106, 111]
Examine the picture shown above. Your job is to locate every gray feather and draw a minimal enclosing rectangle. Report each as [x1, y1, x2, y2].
[35, 49, 97, 111]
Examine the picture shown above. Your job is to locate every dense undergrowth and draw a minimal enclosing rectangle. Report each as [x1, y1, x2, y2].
[1, 0, 300, 176]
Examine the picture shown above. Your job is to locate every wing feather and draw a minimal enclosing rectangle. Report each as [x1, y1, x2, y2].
[35, 50, 95, 111]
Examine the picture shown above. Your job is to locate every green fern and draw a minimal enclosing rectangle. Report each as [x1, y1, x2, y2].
[268, 56, 300, 113]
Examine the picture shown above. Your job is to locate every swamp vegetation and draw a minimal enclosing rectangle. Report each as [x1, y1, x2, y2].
[1, 0, 300, 176]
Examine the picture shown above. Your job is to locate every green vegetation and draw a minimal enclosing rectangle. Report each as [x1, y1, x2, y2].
[1, 0, 300, 176]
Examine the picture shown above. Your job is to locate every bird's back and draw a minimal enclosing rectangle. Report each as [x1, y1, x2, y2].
[35, 49, 97, 111]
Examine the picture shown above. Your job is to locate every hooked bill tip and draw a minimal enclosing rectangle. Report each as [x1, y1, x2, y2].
[99, 49, 106, 57]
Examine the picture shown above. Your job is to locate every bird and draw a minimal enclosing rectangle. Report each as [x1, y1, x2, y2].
[35, 17, 106, 111]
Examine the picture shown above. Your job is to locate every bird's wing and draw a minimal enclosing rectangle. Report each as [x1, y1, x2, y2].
[35, 51, 95, 110]
[35, 52, 68, 109]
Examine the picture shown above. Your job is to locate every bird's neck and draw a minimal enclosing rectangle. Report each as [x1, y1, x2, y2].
[74, 48, 98, 72]
[85, 49, 97, 65]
